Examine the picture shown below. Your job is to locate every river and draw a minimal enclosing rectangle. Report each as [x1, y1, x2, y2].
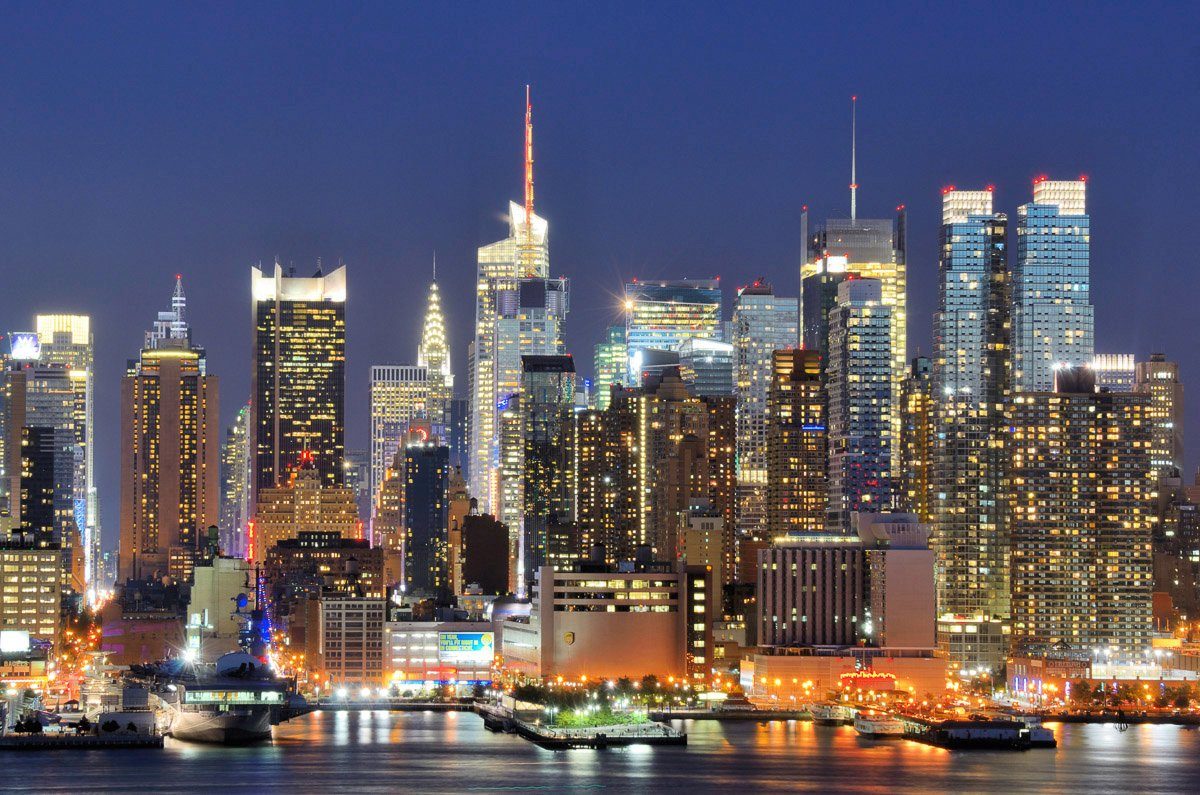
[5, 710, 1198, 792]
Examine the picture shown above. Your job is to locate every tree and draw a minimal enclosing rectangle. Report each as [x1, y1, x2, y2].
[101, 719, 120, 733]
[126, 721, 139, 733]
[1069, 679, 1093, 706]
[77, 715, 92, 734]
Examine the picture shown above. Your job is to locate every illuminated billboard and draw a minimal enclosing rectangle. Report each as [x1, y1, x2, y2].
[9, 332, 41, 361]
[438, 631, 494, 664]
[0, 629, 31, 654]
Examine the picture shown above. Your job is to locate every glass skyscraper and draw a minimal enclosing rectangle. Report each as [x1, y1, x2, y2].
[592, 324, 627, 411]
[732, 281, 798, 539]
[1013, 178, 1093, 391]
[623, 279, 722, 382]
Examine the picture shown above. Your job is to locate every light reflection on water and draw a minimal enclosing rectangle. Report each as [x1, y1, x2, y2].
[6, 711, 1200, 793]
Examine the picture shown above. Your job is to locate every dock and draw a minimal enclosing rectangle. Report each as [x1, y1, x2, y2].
[0, 733, 165, 751]
[477, 703, 685, 749]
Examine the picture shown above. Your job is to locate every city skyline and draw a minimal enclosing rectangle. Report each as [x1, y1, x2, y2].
[0, 5, 1197, 546]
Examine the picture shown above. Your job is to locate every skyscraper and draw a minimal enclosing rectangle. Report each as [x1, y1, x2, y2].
[369, 364, 429, 512]
[404, 441, 450, 596]
[252, 452, 359, 563]
[898, 356, 933, 523]
[218, 403, 250, 559]
[1135, 353, 1184, 479]
[468, 87, 562, 513]
[34, 314, 97, 595]
[733, 280, 799, 539]
[251, 261, 346, 505]
[826, 279, 893, 531]
[1010, 367, 1154, 653]
[592, 325, 627, 411]
[1093, 353, 1135, 392]
[930, 187, 1011, 670]
[766, 349, 826, 537]
[417, 272, 454, 433]
[676, 337, 735, 397]
[120, 339, 219, 583]
[623, 279, 722, 382]
[1012, 177, 1093, 391]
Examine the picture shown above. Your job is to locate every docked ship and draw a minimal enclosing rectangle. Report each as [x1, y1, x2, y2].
[809, 702, 854, 726]
[853, 710, 905, 738]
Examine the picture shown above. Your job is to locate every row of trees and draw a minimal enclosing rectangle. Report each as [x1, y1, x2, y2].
[1069, 680, 1194, 709]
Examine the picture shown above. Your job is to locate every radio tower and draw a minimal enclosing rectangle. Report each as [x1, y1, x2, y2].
[850, 95, 858, 221]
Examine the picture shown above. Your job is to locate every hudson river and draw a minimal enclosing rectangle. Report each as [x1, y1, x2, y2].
[6, 711, 1200, 792]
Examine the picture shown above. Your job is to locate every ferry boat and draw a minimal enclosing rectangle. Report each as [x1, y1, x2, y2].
[853, 711, 905, 738]
[809, 702, 854, 726]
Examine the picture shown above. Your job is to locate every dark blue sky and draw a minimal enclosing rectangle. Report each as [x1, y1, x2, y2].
[1, 2, 1197, 547]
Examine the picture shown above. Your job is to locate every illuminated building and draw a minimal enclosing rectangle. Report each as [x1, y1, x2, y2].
[592, 325, 627, 411]
[931, 188, 1011, 670]
[404, 441, 450, 596]
[623, 279, 722, 383]
[800, 256, 855, 366]
[385, 621, 495, 689]
[678, 508, 725, 583]
[766, 349, 826, 536]
[251, 261, 346, 505]
[1010, 366, 1155, 653]
[826, 279, 893, 530]
[34, 314, 97, 594]
[446, 397, 469, 479]
[417, 273, 454, 434]
[343, 449, 371, 521]
[677, 337, 734, 397]
[18, 428, 55, 541]
[218, 403, 250, 559]
[188, 555, 253, 657]
[369, 365, 429, 513]
[120, 337, 219, 583]
[373, 450, 405, 588]
[496, 393, 523, 585]
[574, 406, 628, 564]
[733, 281, 798, 540]
[264, 530, 383, 635]
[1013, 177, 1093, 391]
[500, 558, 716, 682]
[740, 652, 948, 701]
[469, 87, 559, 514]
[445, 468, 471, 595]
[319, 596, 386, 688]
[252, 456, 359, 563]
[0, 536, 61, 642]
[1135, 353, 1184, 479]
[898, 357, 933, 523]
[518, 355, 577, 585]
[1094, 353, 1135, 393]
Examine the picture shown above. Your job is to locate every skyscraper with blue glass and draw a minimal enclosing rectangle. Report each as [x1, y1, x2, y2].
[1012, 178, 1092, 392]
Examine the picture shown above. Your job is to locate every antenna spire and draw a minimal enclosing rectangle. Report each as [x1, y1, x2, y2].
[432, 251, 438, 282]
[524, 84, 534, 241]
[850, 95, 858, 221]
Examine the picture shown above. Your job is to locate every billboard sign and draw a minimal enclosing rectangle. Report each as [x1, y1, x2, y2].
[9, 332, 40, 361]
[438, 631, 494, 664]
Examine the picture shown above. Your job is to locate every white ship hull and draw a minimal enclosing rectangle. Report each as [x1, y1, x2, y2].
[854, 715, 905, 738]
[169, 709, 272, 744]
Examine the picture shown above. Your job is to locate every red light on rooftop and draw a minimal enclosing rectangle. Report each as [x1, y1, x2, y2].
[941, 185, 955, 195]
[986, 184, 996, 192]
[802, 205, 809, 212]
[851, 94, 857, 101]
[175, 273, 182, 280]
[895, 204, 905, 211]
[1079, 174, 1088, 182]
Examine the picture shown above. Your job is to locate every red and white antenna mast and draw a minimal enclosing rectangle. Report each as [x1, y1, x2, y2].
[524, 84, 534, 242]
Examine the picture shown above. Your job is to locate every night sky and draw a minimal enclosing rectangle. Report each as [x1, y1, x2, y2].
[1, 3, 1197, 548]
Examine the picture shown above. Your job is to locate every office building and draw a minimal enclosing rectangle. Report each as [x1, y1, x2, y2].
[404, 442, 450, 596]
[120, 338, 219, 583]
[624, 279, 722, 383]
[766, 349, 826, 537]
[252, 454, 359, 563]
[251, 261, 346, 505]
[368, 365, 429, 514]
[1009, 367, 1155, 653]
[469, 88, 561, 514]
[1094, 353, 1135, 393]
[733, 281, 798, 540]
[930, 188, 1012, 670]
[800, 257, 855, 364]
[34, 314, 97, 594]
[319, 596, 386, 688]
[459, 512, 508, 595]
[1135, 353, 1184, 479]
[417, 275, 454, 434]
[593, 325, 627, 411]
[827, 279, 893, 530]
[218, 403, 250, 559]
[372, 450, 405, 587]
[677, 337, 734, 397]
[0, 536, 61, 642]
[501, 560, 716, 682]
[1012, 178, 1093, 391]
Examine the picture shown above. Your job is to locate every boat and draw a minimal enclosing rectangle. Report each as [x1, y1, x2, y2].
[809, 702, 853, 726]
[854, 711, 905, 738]
[927, 719, 1033, 750]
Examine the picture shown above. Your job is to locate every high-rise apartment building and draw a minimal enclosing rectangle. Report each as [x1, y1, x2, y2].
[1135, 353, 1184, 480]
[468, 87, 560, 514]
[930, 188, 1011, 670]
[766, 349, 826, 537]
[0, 535, 61, 642]
[251, 262, 346, 505]
[120, 337, 219, 583]
[1010, 367, 1155, 653]
[733, 281, 799, 540]
[34, 314, 97, 595]
[827, 279, 893, 531]
[898, 357, 933, 523]
[592, 325, 627, 411]
[623, 279, 722, 383]
[1012, 178, 1093, 391]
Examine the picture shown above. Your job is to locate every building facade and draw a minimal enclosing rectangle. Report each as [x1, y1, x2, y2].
[766, 349, 827, 537]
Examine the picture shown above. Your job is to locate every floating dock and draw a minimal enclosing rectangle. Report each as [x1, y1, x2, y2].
[0, 733, 165, 751]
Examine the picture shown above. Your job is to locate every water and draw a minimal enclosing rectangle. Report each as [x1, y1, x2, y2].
[5, 711, 1199, 793]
